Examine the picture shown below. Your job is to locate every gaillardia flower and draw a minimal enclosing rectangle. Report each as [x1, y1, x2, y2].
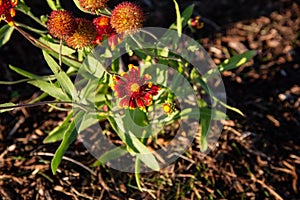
[110, 2, 144, 34]
[0, 0, 18, 26]
[65, 18, 97, 49]
[93, 16, 114, 44]
[46, 10, 77, 39]
[111, 64, 160, 110]
[163, 102, 173, 115]
[78, 0, 108, 14]
[188, 16, 204, 30]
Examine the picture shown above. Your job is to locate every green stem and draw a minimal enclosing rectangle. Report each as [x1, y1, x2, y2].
[46, 0, 58, 10]
[14, 21, 47, 35]
[15, 8, 46, 28]
[13, 25, 81, 65]
[0, 100, 110, 116]
[56, 0, 62, 9]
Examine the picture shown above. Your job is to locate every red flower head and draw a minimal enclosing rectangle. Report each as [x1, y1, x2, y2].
[47, 10, 77, 39]
[110, 2, 144, 34]
[93, 16, 114, 45]
[0, 0, 18, 26]
[78, 0, 108, 14]
[65, 18, 97, 49]
[111, 64, 160, 110]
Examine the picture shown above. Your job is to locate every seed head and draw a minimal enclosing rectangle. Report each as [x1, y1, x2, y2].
[110, 2, 144, 34]
[65, 18, 97, 49]
[47, 10, 77, 39]
[78, 0, 108, 14]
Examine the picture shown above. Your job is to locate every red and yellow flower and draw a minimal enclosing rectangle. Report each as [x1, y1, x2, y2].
[111, 64, 160, 110]
[0, 0, 18, 26]
[93, 16, 114, 45]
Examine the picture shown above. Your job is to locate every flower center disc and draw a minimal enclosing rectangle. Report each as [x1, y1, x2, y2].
[130, 83, 140, 92]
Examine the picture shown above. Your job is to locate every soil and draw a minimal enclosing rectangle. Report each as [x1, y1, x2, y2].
[0, 0, 299, 199]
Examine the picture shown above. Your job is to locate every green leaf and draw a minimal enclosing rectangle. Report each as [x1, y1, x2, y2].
[43, 111, 74, 143]
[126, 132, 160, 171]
[173, 0, 182, 37]
[203, 50, 257, 81]
[77, 112, 99, 133]
[169, 4, 194, 29]
[9, 65, 44, 79]
[181, 4, 194, 28]
[0, 25, 14, 47]
[51, 111, 84, 174]
[46, 0, 57, 10]
[108, 117, 160, 171]
[214, 97, 244, 116]
[15, 1, 31, 13]
[43, 51, 76, 99]
[92, 146, 128, 167]
[40, 37, 76, 56]
[47, 50, 81, 70]
[200, 117, 209, 151]
[218, 50, 257, 72]
[129, 109, 149, 127]
[0, 103, 16, 113]
[135, 158, 142, 191]
[200, 107, 228, 120]
[28, 80, 70, 101]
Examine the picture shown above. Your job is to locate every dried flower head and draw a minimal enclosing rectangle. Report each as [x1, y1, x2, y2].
[65, 18, 97, 49]
[111, 64, 160, 110]
[0, 0, 18, 26]
[78, 0, 108, 13]
[110, 2, 144, 34]
[47, 10, 76, 39]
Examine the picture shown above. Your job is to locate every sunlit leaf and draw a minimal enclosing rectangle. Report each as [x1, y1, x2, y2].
[44, 111, 74, 143]
[218, 50, 257, 72]
[0, 103, 16, 113]
[92, 146, 128, 167]
[135, 158, 142, 191]
[51, 111, 84, 174]
[0, 25, 14, 47]
[173, 0, 182, 37]
[28, 80, 70, 101]
[9, 65, 44, 79]
[40, 37, 76, 56]
[43, 51, 76, 99]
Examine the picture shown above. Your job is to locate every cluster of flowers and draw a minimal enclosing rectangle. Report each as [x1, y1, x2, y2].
[0, 0, 171, 113]
[46, 0, 144, 49]
[0, 0, 18, 26]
